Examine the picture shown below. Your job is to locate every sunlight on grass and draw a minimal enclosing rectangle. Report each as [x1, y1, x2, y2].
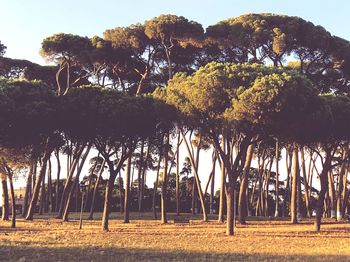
[0, 213, 349, 261]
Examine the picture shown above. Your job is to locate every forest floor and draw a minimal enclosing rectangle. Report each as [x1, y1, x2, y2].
[0, 213, 349, 261]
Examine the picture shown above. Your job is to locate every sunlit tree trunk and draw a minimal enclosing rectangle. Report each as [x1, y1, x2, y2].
[300, 147, 311, 217]
[88, 159, 106, 220]
[291, 144, 299, 224]
[274, 140, 280, 217]
[1, 174, 9, 220]
[22, 163, 33, 217]
[55, 150, 61, 213]
[124, 156, 131, 223]
[161, 135, 169, 224]
[315, 149, 331, 231]
[8, 174, 16, 228]
[176, 134, 180, 216]
[153, 154, 161, 220]
[218, 139, 226, 223]
[238, 144, 253, 224]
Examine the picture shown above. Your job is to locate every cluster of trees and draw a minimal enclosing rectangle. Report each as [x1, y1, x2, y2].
[0, 13, 350, 236]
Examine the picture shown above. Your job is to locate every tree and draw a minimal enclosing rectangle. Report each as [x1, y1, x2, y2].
[156, 62, 321, 235]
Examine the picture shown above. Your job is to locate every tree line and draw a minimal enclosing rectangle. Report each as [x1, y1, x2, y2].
[0, 13, 349, 236]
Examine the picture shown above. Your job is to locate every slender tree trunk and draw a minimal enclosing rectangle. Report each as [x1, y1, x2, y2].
[209, 151, 217, 215]
[118, 172, 124, 213]
[8, 174, 16, 228]
[26, 149, 52, 220]
[88, 159, 106, 220]
[124, 156, 131, 223]
[1, 174, 9, 220]
[179, 129, 208, 221]
[291, 144, 299, 224]
[102, 166, 116, 231]
[55, 151, 61, 213]
[328, 171, 336, 218]
[176, 134, 180, 216]
[218, 139, 226, 223]
[84, 155, 99, 212]
[57, 145, 85, 218]
[297, 157, 303, 219]
[137, 141, 144, 212]
[161, 135, 169, 224]
[153, 154, 161, 219]
[337, 159, 348, 220]
[62, 145, 91, 221]
[48, 159, 53, 212]
[238, 144, 253, 224]
[300, 147, 311, 217]
[102, 152, 131, 231]
[274, 140, 280, 217]
[39, 171, 46, 215]
[265, 160, 273, 217]
[226, 184, 234, 236]
[315, 151, 331, 231]
[22, 164, 33, 217]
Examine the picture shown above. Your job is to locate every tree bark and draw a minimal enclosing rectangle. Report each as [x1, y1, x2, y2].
[152, 154, 161, 219]
[274, 140, 280, 217]
[161, 135, 169, 224]
[218, 139, 226, 223]
[124, 156, 131, 223]
[238, 144, 253, 224]
[22, 163, 33, 217]
[26, 149, 52, 220]
[291, 144, 299, 224]
[88, 159, 106, 220]
[57, 145, 85, 218]
[8, 175, 16, 228]
[55, 150, 61, 213]
[315, 150, 331, 231]
[300, 147, 311, 217]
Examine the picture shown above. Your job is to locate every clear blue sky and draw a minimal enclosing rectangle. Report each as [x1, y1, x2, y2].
[1, 0, 349, 64]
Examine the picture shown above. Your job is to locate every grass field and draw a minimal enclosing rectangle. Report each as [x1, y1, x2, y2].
[0, 213, 349, 261]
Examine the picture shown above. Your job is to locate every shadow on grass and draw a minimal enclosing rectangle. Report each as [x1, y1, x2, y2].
[0, 245, 349, 262]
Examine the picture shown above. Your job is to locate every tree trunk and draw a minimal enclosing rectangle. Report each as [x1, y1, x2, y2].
[176, 134, 180, 216]
[337, 158, 348, 220]
[153, 155, 161, 219]
[315, 151, 331, 231]
[22, 163, 33, 217]
[274, 140, 280, 217]
[209, 151, 217, 215]
[88, 159, 106, 220]
[124, 156, 131, 223]
[291, 144, 299, 224]
[218, 140, 226, 223]
[39, 171, 46, 215]
[62, 145, 91, 221]
[238, 144, 253, 224]
[300, 147, 311, 217]
[225, 184, 234, 236]
[8, 175, 16, 228]
[26, 149, 52, 220]
[161, 135, 169, 224]
[102, 152, 131, 231]
[118, 172, 124, 213]
[57, 145, 85, 218]
[137, 141, 145, 212]
[55, 150, 61, 213]
[179, 129, 208, 221]
[328, 171, 336, 218]
[102, 167, 115, 231]
[48, 159, 53, 212]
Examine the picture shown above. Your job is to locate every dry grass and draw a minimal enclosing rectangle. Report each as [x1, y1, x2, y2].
[0, 213, 349, 261]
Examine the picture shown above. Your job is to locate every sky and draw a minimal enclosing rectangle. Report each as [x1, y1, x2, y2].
[1, 0, 350, 65]
[0, 0, 347, 202]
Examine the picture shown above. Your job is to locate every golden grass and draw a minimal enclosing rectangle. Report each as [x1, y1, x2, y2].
[0, 213, 349, 261]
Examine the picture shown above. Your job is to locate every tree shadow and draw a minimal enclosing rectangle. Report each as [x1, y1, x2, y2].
[0, 246, 348, 261]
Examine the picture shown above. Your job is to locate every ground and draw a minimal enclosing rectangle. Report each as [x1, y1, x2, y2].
[0, 213, 349, 261]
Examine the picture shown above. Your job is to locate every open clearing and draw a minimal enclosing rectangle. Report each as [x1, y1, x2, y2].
[0, 213, 349, 261]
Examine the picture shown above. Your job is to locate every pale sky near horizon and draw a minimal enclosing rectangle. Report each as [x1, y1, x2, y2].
[1, 0, 350, 65]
